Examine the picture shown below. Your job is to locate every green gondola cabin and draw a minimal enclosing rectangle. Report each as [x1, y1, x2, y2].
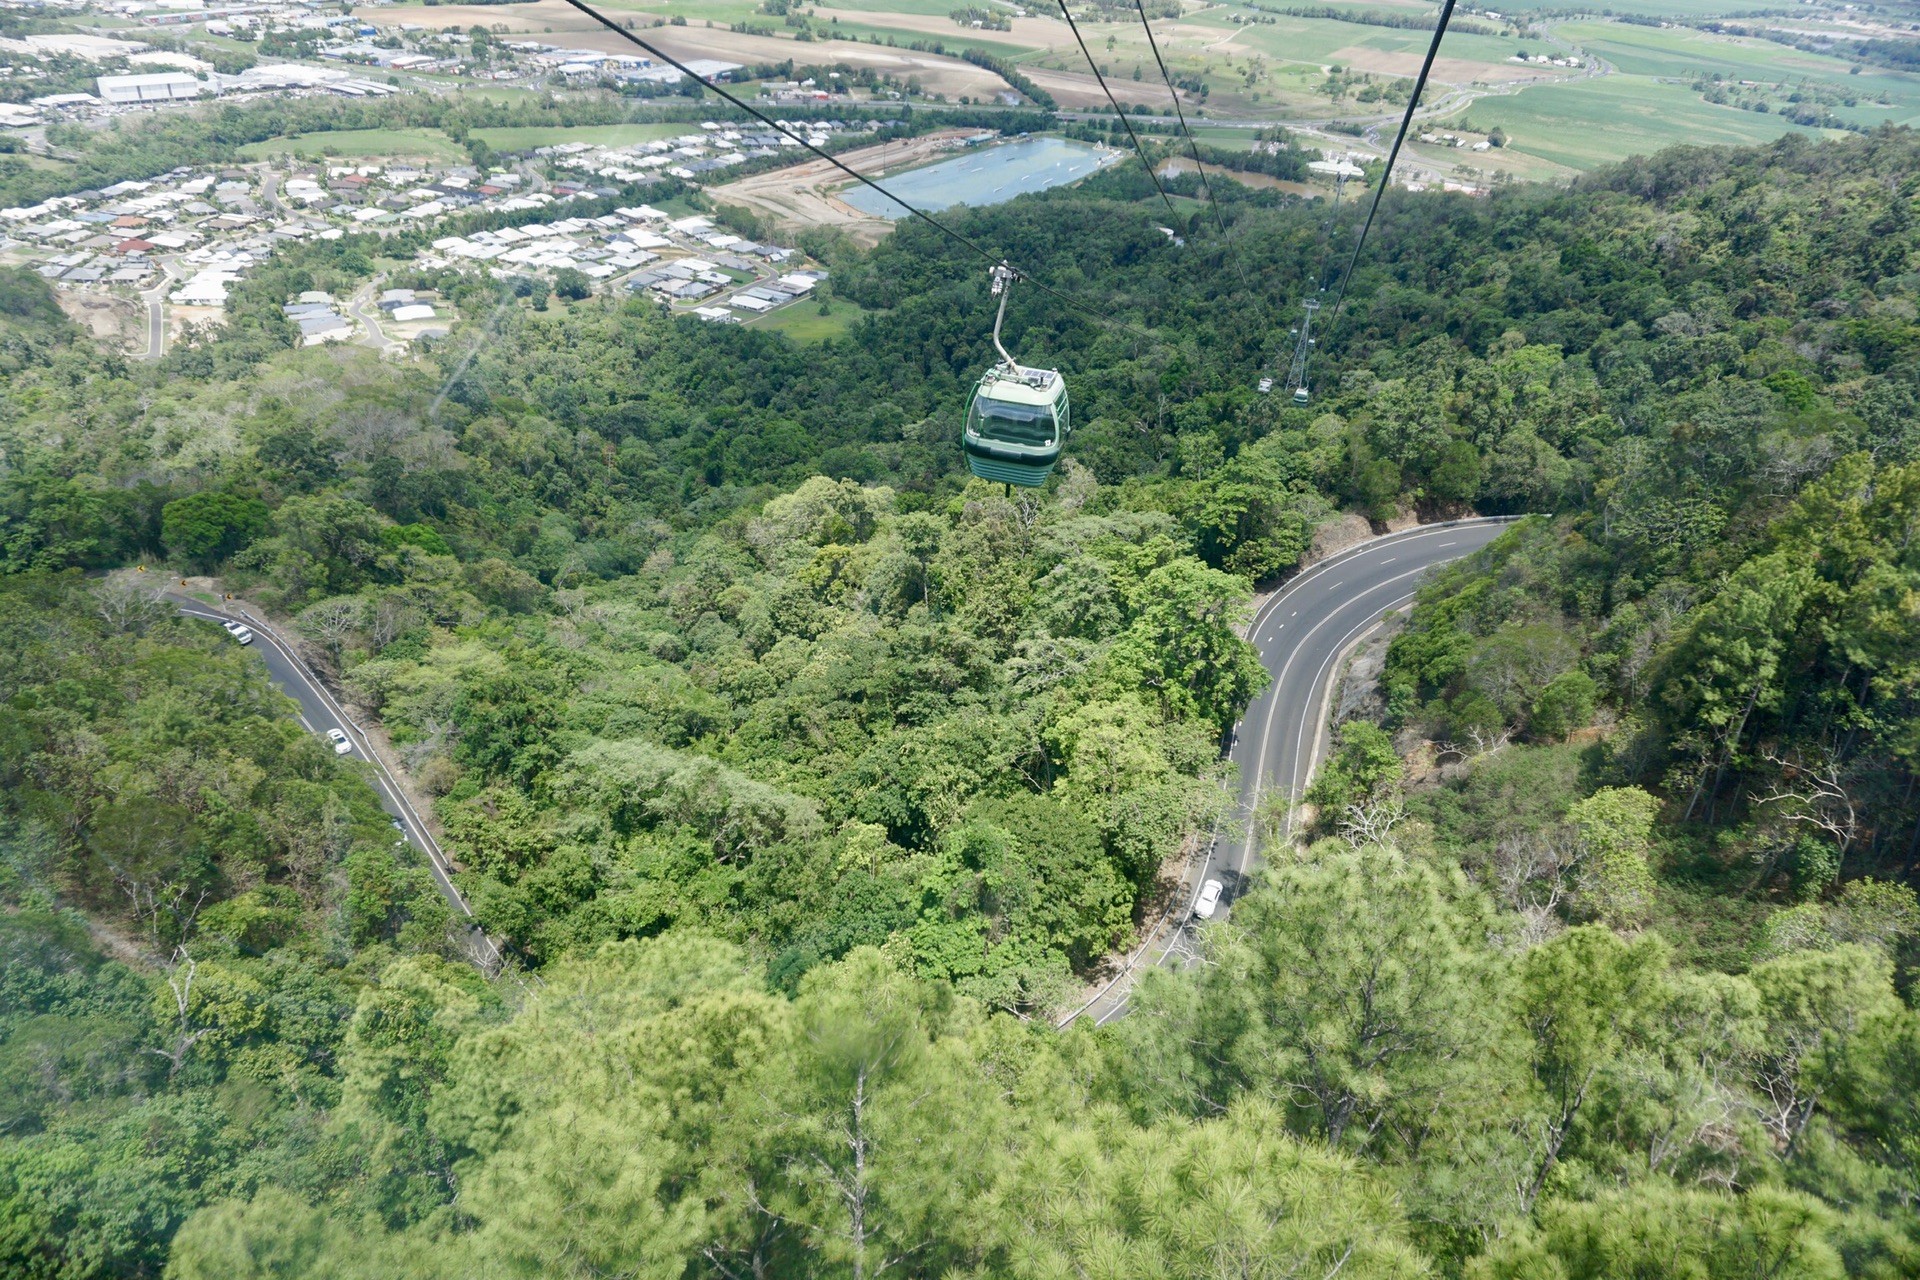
[963, 364, 1070, 488]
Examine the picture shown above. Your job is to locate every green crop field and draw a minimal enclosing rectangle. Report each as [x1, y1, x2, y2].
[1492, 0, 1796, 15]
[237, 127, 468, 163]
[469, 123, 692, 152]
[1460, 76, 1833, 171]
[1556, 21, 1920, 129]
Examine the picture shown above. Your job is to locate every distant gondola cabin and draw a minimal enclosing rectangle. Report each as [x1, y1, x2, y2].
[962, 365, 1070, 488]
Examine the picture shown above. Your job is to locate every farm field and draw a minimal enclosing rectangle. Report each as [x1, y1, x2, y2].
[1459, 76, 1833, 171]
[346, 1, 1920, 177]
[354, 0, 1011, 100]
[839, 135, 1115, 217]
[1493, 0, 1823, 15]
[1556, 21, 1920, 129]
[237, 127, 468, 163]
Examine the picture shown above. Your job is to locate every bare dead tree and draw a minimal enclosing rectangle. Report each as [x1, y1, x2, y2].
[1338, 792, 1407, 849]
[367, 595, 422, 651]
[1164, 922, 1209, 967]
[296, 596, 364, 672]
[392, 717, 452, 775]
[1754, 749, 1861, 865]
[1505, 904, 1566, 951]
[1466, 724, 1514, 758]
[93, 575, 169, 635]
[1748, 1034, 1825, 1162]
[146, 947, 208, 1080]
[1487, 831, 1574, 917]
[94, 816, 206, 952]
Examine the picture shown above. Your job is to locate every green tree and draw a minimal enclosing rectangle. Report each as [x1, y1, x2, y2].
[1514, 927, 1672, 1212]
[985, 1102, 1430, 1279]
[1305, 720, 1404, 818]
[166, 1187, 347, 1280]
[1106, 558, 1268, 733]
[724, 948, 1006, 1280]
[161, 490, 270, 570]
[1225, 849, 1507, 1150]
[429, 936, 783, 1278]
[1469, 1185, 1844, 1280]
[1825, 1008, 1920, 1209]
[1567, 786, 1661, 928]
[1530, 669, 1596, 741]
[1746, 945, 1899, 1161]
[1661, 552, 1816, 817]
[1115, 848, 1511, 1159]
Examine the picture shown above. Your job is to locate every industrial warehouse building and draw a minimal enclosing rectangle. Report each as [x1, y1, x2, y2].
[96, 73, 204, 104]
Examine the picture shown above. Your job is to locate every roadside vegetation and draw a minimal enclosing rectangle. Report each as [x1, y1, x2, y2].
[3, 121, 1920, 1276]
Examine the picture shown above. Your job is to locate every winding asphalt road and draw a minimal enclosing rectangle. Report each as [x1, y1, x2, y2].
[1206, 518, 1518, 906]
[346, 281, 404, 355]
[1068, 516, 1519, 1026]
[170, 597, 503, 971]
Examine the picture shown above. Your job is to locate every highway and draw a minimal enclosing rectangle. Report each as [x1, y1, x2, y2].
[1066, 516, 1518, 1026]
[170, 597, 503, 971]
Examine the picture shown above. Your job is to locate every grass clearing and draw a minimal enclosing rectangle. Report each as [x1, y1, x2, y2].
[238, 127, 468, 163]
[752, 296, 866, 343]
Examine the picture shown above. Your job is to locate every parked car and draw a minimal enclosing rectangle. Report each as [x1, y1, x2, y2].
[1194, 878, 1225, 921]
[325, 728, 353, 756]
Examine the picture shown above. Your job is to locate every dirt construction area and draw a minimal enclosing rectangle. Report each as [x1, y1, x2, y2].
[55, 289, 143, 352]
[708, 129, 977, 248]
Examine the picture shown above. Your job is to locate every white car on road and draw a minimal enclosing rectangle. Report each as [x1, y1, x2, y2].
[325, 728, 353, 756]
[1194, 878, 1225, 921]
[221, 620, 254, 645]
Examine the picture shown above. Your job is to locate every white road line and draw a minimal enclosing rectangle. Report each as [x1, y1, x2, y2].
[298, 715, 315, 732]
[1242, 521, 1510, 643]
[1283, 592, 1419, 842]
[1240, 562, 1438, 869]
[1380, 557, 1396, 564]
[1062, 519, 1523, 1026]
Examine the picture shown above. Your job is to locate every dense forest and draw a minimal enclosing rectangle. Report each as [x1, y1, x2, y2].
[4, 123, 1920, 1276]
